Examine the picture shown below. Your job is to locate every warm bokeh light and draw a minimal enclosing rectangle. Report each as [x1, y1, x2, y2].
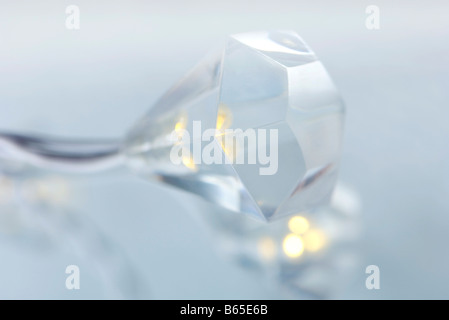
[303, 229, 327, 252]
[182, 155, 197, 171]
[288, 216, 310, 234]
[282, 233, 304, 258]
[175, 116, 187, 137]
[216, 114, 226, 131]
[24, 177, 70, 206]
[215, 104, 240, 161]
[257, 237, 277, 260]
[216, 104, 232, 131]
[219, 136, 238, 161]
[175, 121, 184, 132]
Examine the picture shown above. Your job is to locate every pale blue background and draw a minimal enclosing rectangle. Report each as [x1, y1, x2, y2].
[0, 0, 448, 299]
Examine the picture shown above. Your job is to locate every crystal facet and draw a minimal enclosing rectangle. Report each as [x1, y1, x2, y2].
[124, 31, 345, 221]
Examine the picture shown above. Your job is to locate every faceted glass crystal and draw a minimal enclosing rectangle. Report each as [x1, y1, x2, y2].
[124, 31, 345, 221]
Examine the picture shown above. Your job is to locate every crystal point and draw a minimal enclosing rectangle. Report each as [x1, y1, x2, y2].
[124, 31, 345, 221]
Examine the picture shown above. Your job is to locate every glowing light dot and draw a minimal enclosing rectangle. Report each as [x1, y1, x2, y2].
[304, 229, 327, 252]
[175, 121, 184, 131]
[216, 115, 225, 131]
[175, 116, 187, 136]
[220, 139, 235, 160]
[282, 233, 304, 258]
[216, 104, 232, 130]
[288, 216, 310, 234]
[24, 177, 70, 206]
[258, 237, 276, 260]
[182, 156, 196, 171]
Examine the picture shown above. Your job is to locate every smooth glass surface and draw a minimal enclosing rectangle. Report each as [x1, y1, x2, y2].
[124, 31, 345, 221]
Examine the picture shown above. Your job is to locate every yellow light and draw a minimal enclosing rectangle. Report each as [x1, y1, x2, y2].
[303, 229, 327, 252]
[282, 233, 304, 258]
[174, 115, 187, 137]
[175, 121, 184, 132]
[182, 155, 197, 171]
[258, 237, 276, 260]
[288, 216, 310, 235]
[216, 104, 232, 130]
[219, 136, 238, 161]
[216, 115, 225, 130]
[215, 104, 237, 161]
[23, 176, 70, 206]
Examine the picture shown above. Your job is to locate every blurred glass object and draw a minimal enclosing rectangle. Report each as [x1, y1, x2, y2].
[0, 30, 344, 224]
[125, 30, 345, 221]
[192, 183, 361, 299]
[0, 173, 146, 299]
[0, 30, 347, 299]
